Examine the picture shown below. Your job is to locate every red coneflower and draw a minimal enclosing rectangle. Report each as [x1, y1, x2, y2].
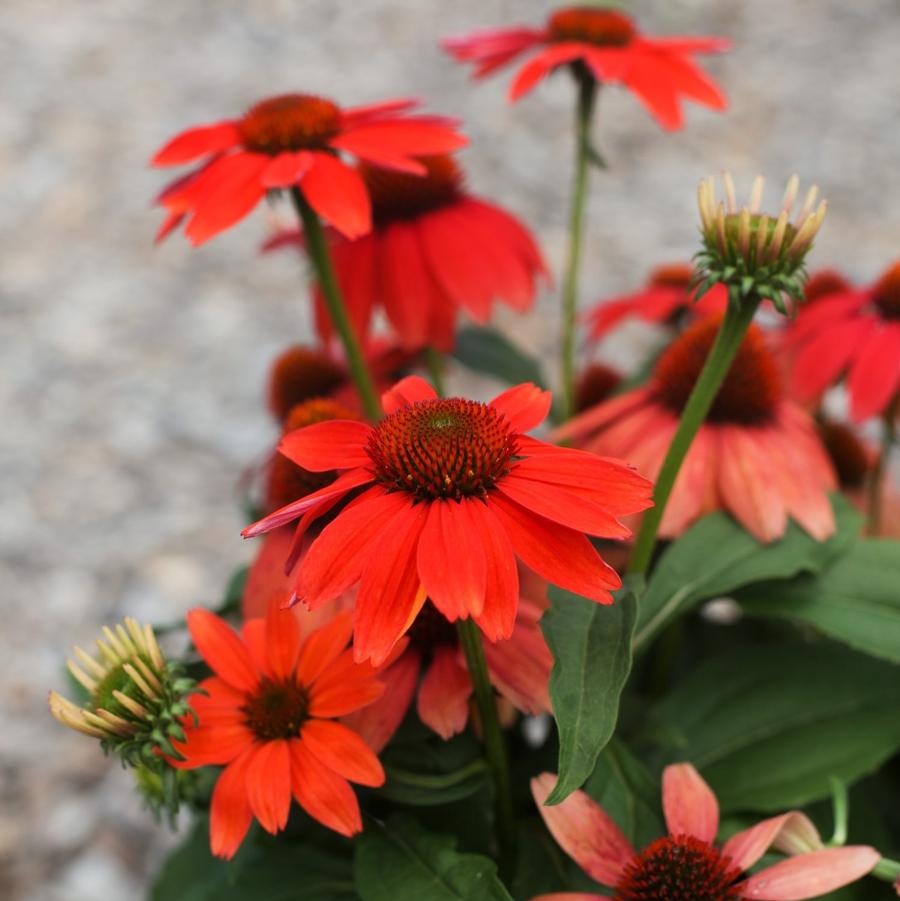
[788, 261, 900, 422]
[152, 96, 466, 245]
[243, 376, 653, 665]
[172, 602, 385, 858]
[802, 268, 852, 304]
[584, 264, 728, 342]
[558, 316, 837, 543]
[443, 6, 729, 130]
[264, 155, 548, 351]
[530, 763, 879, 900]
[575, 363, 622, 413]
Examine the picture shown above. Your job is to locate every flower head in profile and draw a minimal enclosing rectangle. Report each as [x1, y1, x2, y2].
[696, 174, 827, 313]
[786, 260, 900, 421]
[531, 763, 879, 900]
[264, 155, 548, 352]
[151, 96, 466, 245]
[557, 316, 837, 543]
[443, 6, 729, 130]
[243, 376, 653, 665]
[172, 603, 384, 858]
[584, 263, 728, 342]
[49, 618, 195, 768]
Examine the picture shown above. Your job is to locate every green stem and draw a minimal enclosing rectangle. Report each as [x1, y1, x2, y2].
[872, 856, 900, 883]
[384, 759, 487, 791]
[827, 777, 848, 847]
[866, 393, 898, 535]
[456, 618, 516, 877]
[627, 297, 761, 576]
[290, 189, 381, 421]
[560, 75, 597, 423]
[424, 346, 446, 397]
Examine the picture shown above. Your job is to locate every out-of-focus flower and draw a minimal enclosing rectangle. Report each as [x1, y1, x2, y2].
[787, 261, 900, 422]
[265, 398, 358, 513]
[151, 96, 466, 244]
[575, 363, 622, 413]
[263, 155, 548, 351]
[696, 174, 827, 313]
[557, 316, 836, 542]
[530, 763, 880, 900]
[49, 618, 195, 766]
[172, 603, 384, 858]
[265, 341, 417, 421]
[803, 269, 853, 304]
[243, 376, 652, 665]
[443, 6, 729, 130]
[584, 263, 728, 342]
[817, 419, 875, 492]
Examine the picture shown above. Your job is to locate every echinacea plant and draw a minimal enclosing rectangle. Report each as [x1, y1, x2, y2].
[48, 6, 900, 901]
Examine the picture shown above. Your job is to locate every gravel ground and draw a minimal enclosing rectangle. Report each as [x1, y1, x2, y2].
[2, 1, 899, 898]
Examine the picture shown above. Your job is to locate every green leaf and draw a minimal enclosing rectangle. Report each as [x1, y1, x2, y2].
[541, 579, 639, 805]
[452, 326, 546, 388]
[151, 818, 356, 900]
[354, 815, 512, 901]
[583, 739, 662, 848]
[738, 538, 900, 663]
[633, 494, 860, 653]
[647, 641, 900, 813]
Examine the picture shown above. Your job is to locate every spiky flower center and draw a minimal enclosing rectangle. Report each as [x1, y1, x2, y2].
[548, 7, 636, 46]
[407, 601, 459, 653]
[268, 346, 346, 421]
[819, 421, 871, 489]
[360, 155, 462, 224]
[242, 678, 309, 741]
[650, 263, 695, 290]
[615, 835, 742, 901]
[655, 317, 781, 424]
[872, 260, 900, 320]
[239, 94, 341, 155]
[368, 398, 518, 500]
[804, 269, 851, 303]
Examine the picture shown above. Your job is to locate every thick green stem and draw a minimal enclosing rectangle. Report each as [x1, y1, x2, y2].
[290, 189, 381, 421]
[560, 75, 597, 422]
[628, 298, 761, 576]
[456, 618, 516, 877]
[872, 856, 900, 883]
[424, 346, 446, 397]
[867, 393, 898, 535]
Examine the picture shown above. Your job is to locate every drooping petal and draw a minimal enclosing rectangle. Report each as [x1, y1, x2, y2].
[152, 121, 241, 166]
[278, 420, 374, 472]
[722, 812, 822, 872]
[441, 27, 545, 77]
[483, 613, 552, 714]
[736, 846, 880, 900]
[300, 719, 385, 787]
[301, 153, 371, 239]
[417, 499, 487, 620]
[296, 489, 407, 608]
[353, 504, 429, 665]
[331, 120, 467, 173]
[490, 383, 552, 433]
[339, 98, 420, 129]
[245, 739, 292, 835]
[416, 646, 473, 739]
[531, 773, 635, 888]
[187, 608, 259, 692]
[289, 738, 362, 837]
[382, 375, 438, 412]
[489, 493, 620, 604]
[509, 43, 586, 101]
[209, 748, 256, 859]
[662, 764, 719, 844]
[790, 317, 873, 402]
[379, 222, 433, 348]
[847, 322, 900, 422]
[260, 150, 315, 188]
[467, 499, 519, 641]
[342, 648, 421, 753]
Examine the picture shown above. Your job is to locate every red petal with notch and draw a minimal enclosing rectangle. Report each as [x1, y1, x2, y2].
[296, 610, 354, 685]
[278, 419, 373, 472]
[382, 375, 438, 412]
[300, 719, 385, 787]
[187, 609, 259, 692]
[264, 599, 302, 680]
[260, 150, 314, 188]
[662, 764, 719, 844]
[301, 153, 371, 239]
[152, 121, 241, 166]
[245, 739, 292, 834]
[490, 384, 552, 433]
[289, 739, 362, 836]
[209, 748, 256, 859]
[468, 499, 520, 641]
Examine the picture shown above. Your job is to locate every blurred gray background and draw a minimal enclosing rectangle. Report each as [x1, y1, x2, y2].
[2, 1, 899, 897]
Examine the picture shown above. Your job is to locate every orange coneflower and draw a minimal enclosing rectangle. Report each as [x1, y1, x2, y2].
[264, 155, 548, 351]
[152, 96, 466, 244]
[531, 763, 879, 900]
[172, 602, 384, 858]
[243, 376, 653, 665]
[558, 316, 837, 543]
[443, 6, 729, 130]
